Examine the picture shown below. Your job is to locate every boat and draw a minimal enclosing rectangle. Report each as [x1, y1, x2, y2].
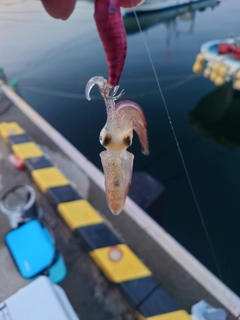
[123, 0, 220, 34]
[121, 0, 218, 16]
[192, 37, 240, 90]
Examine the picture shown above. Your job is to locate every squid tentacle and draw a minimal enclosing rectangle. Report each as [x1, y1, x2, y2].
[85, 76, 107, 101]
[85, 76, 125, 101]
[116, 100, 149, 155]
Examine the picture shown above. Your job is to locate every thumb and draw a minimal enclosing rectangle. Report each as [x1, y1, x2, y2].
[41, 0, 76, 20]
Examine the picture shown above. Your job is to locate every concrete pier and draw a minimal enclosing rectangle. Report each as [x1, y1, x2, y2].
[0, 85, 238, 320]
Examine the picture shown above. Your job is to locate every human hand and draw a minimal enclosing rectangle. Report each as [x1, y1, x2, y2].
[41, 0, 143, 20]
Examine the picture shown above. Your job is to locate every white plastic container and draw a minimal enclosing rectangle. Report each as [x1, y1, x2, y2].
[0, 276, 79, 320]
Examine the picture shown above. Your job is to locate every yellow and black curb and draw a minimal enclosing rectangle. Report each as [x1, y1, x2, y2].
[0, 121, 192, 320]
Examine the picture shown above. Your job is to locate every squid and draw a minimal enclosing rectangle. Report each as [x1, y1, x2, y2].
[86, 76, 149, 215]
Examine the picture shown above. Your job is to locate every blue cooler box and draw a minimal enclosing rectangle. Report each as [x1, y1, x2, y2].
[5, 220, 57, 279]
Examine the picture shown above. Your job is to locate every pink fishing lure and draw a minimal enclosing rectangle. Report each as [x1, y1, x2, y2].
[94, 0, 127, 86]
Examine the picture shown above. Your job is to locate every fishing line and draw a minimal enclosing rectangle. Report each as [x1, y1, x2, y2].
[20, 73, 198, 100]
[20, 86, 101, 100]
[131, 5, 223, 280]
[19, 73, 197, 86]
[20, 84, 156, 99]
[10, 32, 98, 81]
[161, 74, 199, 91]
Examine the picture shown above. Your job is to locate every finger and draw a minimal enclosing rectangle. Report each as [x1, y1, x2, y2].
[41, 0, 76, 20]
[120, 0, 144, 8]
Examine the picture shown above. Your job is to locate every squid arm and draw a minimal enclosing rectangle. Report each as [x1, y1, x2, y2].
[115, 100, 149, 155]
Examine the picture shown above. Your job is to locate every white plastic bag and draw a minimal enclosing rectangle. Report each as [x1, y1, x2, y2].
[191, 300, 227, 320]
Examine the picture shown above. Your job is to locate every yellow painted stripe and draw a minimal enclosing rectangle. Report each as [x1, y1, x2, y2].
[0, 122, 25, 141]
[32, 167, 69, 193]
[136, 311, 191, 320]
[136, 313, 147, 320]
[90, 244, 151, 283]
[12, 142, 43, 160]
[58, 199, 103, 230]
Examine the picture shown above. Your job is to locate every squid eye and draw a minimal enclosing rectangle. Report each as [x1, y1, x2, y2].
[123, 136, 131, 147]
[102, 134, 111, 146]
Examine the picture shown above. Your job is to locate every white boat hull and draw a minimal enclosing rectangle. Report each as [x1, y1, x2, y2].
[122, 0, 210, 15]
